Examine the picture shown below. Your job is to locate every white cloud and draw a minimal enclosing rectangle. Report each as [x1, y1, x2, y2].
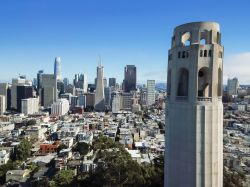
[224, 52, 250, 84]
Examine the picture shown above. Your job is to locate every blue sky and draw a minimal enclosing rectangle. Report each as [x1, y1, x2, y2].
[0, 0, 250, 84]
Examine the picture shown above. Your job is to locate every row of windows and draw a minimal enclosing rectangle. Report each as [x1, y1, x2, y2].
[178, 51, 190, 59]
[200, 50, 212, 57]
[169, 50, 223, 60]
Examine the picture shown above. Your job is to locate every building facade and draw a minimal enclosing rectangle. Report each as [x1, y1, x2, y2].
[0, 95, 6, 115]
[227, 77, 239, 96]
[21, 98, 39, 115]
[54, 57, 62, 81]
[146, 80, 155, 106]
[165, 22, 223, 187]
[51, 99, 69, 116]
[123, 65, 136, 92]
[94, 64, 105, 111]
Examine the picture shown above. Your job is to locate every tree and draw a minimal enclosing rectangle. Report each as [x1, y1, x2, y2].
[72, 142, 89, 155]
[223, 167, 246, 187]
[57, 144, 68, 154]
[0, 161, 17, 184]
[26, 119, 37, 126]
[12, 139, 32, 161]
[51, 170, 75, 187]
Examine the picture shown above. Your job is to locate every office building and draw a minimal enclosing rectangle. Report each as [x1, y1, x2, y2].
[227, 77, 239, 96]
[0, 95, 5, 115]
[165, 22, 223, 187]
[63, 78, 69, 86]
[51, 99, 69, 116]
[109, 78, 116, 87]
[78, 94, 86, 108]
[0, 83, 9, 110]
[16, 85, 33, 112]
[121, 92, 132, 111]
[21, 98, 39, 115]
[11, 77, 29, 110]
[85, 93, 95, 108]
[146, 80, 155, 106]
[37, 70, 44, 90]
[104, 87, 111, 107]
[74, 74, 88, 93]
[94, 64, 105, 111]
[54, 57, 62, 81]
[111, 92, 121, 113]
[124, 65, 136, 92]
[41, 74, 57, 108]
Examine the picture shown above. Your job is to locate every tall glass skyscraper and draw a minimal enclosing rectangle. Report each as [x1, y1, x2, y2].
[54, 57, 62, 81]
[123, 65, 136, 92]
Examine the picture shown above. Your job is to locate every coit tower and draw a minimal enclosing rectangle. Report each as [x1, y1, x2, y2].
[54, 57, 62, 81]
[165, 22, 223, 187]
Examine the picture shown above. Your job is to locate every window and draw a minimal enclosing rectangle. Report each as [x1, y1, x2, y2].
[177, 68, 189, 96]
[204, 50, 207, 57]
[182, 51, 186, 58]
[200, 50, 203, 57]
[209, 50, 212, 57]
[200, 30, 209, 45]
[219, 51, 223, 58]
[178, 52, 181, 58]
[218, 68, 222, 96]
[198, 67, 210, 97]
[181, 32, 191, 46]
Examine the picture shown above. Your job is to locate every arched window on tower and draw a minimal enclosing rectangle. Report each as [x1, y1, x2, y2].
[181, 32, 191, 46]
[167, 69, 171, 96]
[204, 50, 207, 57]
[198, 67, 210, 97]
[177, 68, 189, 96]
[217, 32, 221, 44]
[218, 68, 222, 96]
[200, 30, 209, 45]
[200, 50, 203, 57]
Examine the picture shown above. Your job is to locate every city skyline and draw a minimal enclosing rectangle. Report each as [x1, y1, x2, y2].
[0, 1, 250, 84]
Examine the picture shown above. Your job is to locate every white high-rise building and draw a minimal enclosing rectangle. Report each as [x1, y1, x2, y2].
[21, 98, 39, 115]
[165, 22, 223, 187]
[146, 80, 155, 106]
[94, 64, 105, 111]
[54, 57, 62, 81]
[227, 77, 239, 96]
[0, 95, 6, 115]
[0, 83, 9, 110]
[111, 92, 121, 113]
[51, 99, 69, 116]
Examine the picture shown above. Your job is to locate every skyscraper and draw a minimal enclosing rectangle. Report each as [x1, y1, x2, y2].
[165, 22, 223, 187]
[0, 95, 6, 115]
[74, 74, 88, 93]
[227, 77, 239, 96]
[124, 65, 136, 92]
[146, 80, 155, 106]
[94, 64, 105, 111]
[37, 70, 44, 90]
[16, 85, 33, 112]
[109, 78, 116, 87]
[40, 74, 57, 108]
[54, 57, 62, 81]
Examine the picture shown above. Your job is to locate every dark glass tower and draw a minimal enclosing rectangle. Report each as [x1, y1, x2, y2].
[123, 65, 136, 92]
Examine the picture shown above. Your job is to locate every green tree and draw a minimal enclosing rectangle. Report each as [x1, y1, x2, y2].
[12, 139, 32, 161]
[51, 170, 75, 187]
[73, 142, 89, 155]
[57, 144, 68, 154]
[223, 167, 246, 187]
[0, 161, 17, 184]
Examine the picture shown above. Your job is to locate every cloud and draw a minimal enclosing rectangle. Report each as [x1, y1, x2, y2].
[224, 52, 250, 84]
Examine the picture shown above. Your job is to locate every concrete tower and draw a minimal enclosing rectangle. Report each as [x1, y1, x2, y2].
[94, 63, 105, 111]
[165, 22, 223, 187]
[54, 57, 62, 81]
